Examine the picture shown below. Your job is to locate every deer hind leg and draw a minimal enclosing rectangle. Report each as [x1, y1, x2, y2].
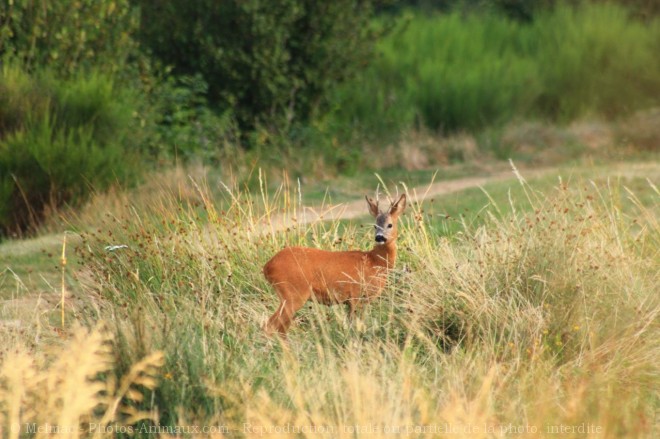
[347, 297, 363, 320]
[346, 284, 367, 320]
[265, 284, 309, 336]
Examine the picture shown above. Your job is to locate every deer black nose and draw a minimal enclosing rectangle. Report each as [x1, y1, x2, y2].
[375, 235, 387, 243]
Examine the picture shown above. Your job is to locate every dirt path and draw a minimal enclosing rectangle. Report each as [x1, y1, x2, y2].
[268, 165, 552, 230]
[267, 161, 660, 231]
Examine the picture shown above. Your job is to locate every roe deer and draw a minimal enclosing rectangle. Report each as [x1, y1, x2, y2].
[263, 193, 407, 335]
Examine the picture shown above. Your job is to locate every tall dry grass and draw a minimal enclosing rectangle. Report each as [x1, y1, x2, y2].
[2, 167, 658, 437]
[0, 324, 163, 438]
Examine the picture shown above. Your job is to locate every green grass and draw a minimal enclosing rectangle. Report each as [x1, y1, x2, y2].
[292, 162, 492, 206]
[424, 164, 660, 237]
[337, 162, 660, 239]
[328, 2, 660, 141]
[2, 161, 656, 300]
[0, 161, 658, 436]
[0, 234, 75, 300]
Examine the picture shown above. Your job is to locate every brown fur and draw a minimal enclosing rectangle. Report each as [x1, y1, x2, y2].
[263, 194, 406, 335]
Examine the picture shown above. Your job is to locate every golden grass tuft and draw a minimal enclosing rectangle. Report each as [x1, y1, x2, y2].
[0, 324, 164, 438]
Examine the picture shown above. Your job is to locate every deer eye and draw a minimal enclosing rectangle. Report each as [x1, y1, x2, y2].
[387, 224, 393, 228]
[373, 225, 377, 229]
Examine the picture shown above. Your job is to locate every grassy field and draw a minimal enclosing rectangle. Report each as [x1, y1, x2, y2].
[0, 159, 658, 438]
[1, 2, 658, 436]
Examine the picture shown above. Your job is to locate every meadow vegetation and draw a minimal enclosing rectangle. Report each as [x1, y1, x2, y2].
[0, 0, 659, 436]
[1, 164, 658, 437]
[329, 2, 660, 139]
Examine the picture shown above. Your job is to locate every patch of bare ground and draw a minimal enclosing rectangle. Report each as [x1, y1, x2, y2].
[267, 161, 660, 232]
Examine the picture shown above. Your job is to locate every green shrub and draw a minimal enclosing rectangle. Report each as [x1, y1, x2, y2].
[0, 0, 139, 77]
[145, 74, 239, 163]
[0, 66, 141, 236]
[329, 11, 542, 136]
[329, 2, 660, 139]
[532, 2, 660, 121]
[135, 0, 381, 136]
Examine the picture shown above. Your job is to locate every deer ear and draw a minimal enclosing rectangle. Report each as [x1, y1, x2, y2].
[389, 194, 407, 217]
[366, 196, 379, 217]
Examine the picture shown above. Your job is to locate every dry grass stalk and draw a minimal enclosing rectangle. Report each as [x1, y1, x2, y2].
[0, 325, 164, 439]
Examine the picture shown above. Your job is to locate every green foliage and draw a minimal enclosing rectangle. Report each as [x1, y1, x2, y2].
[329, 2, 660, 139]
[481, 0, 558, 21]
[394, 0, 660, 21]
[0, 0, 139, 76]
[532, 3, 660, 121]
[145, 74, 239, 163]
[328, 11, 542, 136]
[0, 66, 140, 236]
[135, 0, 380, 136]
[590, 0, 660, 21]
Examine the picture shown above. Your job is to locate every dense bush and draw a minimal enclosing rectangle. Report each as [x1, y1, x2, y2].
[135, 0, 381, 136]
[328, 2, 660, 138]
[0, 67, 140, 236]
[327, 11, 541, 137]
[0, 0, 139, 77]
[532, 3, 660, 120]
[393, 0, 659, 21]
[143, 74, 240, 163]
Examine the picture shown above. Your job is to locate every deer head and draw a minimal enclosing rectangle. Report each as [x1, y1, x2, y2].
[365, 194, 407, 245]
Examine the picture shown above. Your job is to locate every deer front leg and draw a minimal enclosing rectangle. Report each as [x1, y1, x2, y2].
[347, 298, 363, 319]
[265, 285, 309, 336]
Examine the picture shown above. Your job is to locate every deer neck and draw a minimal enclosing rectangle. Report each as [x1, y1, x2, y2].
[369, 240, 397, 269]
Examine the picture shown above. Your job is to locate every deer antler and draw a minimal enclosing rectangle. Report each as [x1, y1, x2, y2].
[375, 184, 381, 213]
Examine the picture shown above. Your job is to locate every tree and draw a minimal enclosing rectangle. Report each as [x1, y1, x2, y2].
[135, 0, 380, 137]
